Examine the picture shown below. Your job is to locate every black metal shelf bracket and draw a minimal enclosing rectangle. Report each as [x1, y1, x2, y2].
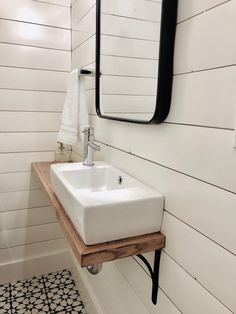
[136, 250, 162, 305]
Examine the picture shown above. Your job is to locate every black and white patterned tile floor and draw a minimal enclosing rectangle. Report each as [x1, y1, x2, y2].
[0, 270, 86, 314]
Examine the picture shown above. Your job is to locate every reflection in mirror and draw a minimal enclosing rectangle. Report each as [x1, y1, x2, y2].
[96, 0, 178, 123]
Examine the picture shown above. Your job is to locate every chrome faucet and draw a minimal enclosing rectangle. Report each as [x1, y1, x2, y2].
[83, 127, 101, 166]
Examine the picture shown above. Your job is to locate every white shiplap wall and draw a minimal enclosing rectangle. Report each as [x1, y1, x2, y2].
[72, 0, 236, 313]
[0, 0, 72, 283]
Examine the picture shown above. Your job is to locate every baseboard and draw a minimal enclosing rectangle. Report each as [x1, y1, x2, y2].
[0, 250, 73, 284]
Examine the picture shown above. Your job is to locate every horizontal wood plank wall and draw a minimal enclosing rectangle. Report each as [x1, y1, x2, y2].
[0, 0, 71, 281]
[72, 0, 236, 313]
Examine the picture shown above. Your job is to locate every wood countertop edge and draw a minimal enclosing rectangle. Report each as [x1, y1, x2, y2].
[32, 161, 165, 267]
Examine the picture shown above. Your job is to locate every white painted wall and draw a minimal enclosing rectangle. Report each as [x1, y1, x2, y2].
[72, 0, 236, 313]
[0, 0, 72, 283]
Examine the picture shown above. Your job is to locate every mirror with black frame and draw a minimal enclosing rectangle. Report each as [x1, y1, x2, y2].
[96, 0, 178, 123]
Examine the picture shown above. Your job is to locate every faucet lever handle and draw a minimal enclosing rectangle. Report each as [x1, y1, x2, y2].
[82, 127, 90, 134]
[82, 127, 94, 136]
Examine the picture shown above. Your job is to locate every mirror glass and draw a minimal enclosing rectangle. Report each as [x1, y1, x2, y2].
[96, 0, 178, 123]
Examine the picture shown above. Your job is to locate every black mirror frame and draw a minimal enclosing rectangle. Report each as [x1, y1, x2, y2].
[95, 0, 178, 124]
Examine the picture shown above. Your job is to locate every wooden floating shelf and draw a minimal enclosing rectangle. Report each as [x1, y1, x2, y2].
[32, 162, 165, 267]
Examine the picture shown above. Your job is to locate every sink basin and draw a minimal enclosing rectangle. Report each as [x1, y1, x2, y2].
[50, 162, 163, 245]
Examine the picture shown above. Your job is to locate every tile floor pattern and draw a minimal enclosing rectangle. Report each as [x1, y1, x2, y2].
[0, 270, 86, 314]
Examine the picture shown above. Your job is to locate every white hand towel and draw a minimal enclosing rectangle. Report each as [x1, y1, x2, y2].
[57, 68, 89, 145]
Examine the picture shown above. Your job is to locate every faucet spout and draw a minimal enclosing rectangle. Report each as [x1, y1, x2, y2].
[83, 127, 101, 166]
[88, 142, 101, 151]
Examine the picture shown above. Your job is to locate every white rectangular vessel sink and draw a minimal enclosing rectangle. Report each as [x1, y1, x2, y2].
[50, 162, 163, 245]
